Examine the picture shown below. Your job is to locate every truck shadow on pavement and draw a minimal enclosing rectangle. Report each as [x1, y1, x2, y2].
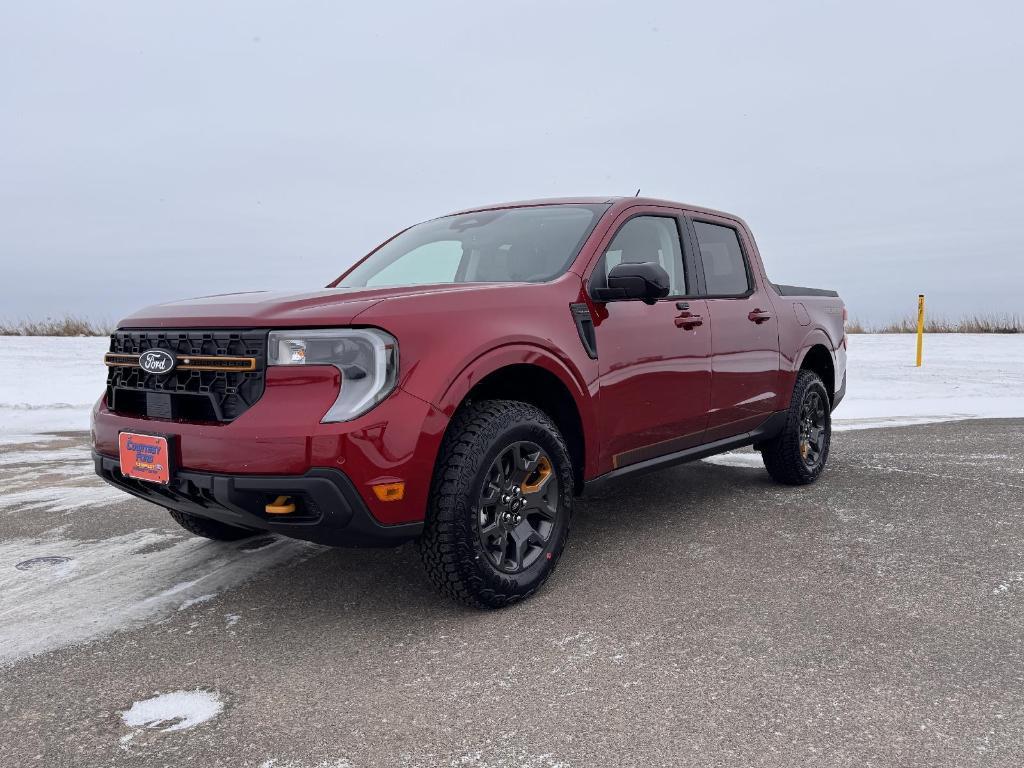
[234, 456, 791, 625]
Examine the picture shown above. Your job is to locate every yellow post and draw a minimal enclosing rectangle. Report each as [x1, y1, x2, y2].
[915, 294, 925, 367]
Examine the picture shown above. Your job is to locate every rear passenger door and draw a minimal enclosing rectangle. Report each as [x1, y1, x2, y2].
[687, 214, 781, 442]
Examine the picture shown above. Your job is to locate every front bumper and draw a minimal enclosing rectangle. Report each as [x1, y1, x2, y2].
[94, 453, 422, 547]
[92, 367, 450, 528]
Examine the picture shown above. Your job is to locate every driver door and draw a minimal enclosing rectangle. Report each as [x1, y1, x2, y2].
[588, 208, 712, 472]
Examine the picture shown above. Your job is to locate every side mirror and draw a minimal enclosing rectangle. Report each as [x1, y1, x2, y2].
[592, 261, 671, 305]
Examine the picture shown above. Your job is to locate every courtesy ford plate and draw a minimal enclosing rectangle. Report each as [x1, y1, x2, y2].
[118, 432, 171, 484]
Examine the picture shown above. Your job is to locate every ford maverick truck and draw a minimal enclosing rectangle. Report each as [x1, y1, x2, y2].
[93, 197, 847, 607]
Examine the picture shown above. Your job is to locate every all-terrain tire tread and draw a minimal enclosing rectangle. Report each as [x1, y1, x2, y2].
[416, 399, 573, 609]
[760, 370, 831, 486]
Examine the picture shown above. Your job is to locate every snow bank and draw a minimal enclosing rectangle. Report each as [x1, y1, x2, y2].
[0, 336, 109, 439]
[0, 334, 1022, 439]
[835, 334, 1024, 429]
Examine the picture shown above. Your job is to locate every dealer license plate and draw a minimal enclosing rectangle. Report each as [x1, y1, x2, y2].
[118, 432, 171, 484]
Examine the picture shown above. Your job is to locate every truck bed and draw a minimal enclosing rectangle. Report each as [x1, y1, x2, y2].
[772, 284, 839, 298]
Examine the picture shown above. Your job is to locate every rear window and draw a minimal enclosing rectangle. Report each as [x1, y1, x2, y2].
[693, 221, 750, 296]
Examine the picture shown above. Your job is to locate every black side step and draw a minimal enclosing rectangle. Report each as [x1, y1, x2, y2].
[582, 411, 787, 495]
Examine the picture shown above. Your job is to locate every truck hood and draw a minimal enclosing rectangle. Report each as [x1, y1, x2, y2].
[118, 283, 518, 328]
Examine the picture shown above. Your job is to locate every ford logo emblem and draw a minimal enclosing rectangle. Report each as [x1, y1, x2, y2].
[139, 349, 177, 375]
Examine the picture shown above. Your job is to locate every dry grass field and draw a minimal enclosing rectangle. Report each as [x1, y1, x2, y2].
[822, 314, 1018, 334]
[0, 316, 114, 336]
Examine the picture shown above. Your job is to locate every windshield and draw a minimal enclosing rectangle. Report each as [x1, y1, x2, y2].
[337, 204, 607, 288]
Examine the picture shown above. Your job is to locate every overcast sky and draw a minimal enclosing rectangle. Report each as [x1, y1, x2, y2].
[2, 1, 1021, 325]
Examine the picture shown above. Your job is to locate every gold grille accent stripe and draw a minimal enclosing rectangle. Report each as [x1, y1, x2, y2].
[104, 354, 141, 366]
[104, 353, 257, 372]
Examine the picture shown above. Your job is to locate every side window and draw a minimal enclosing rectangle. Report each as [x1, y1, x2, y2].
[364, 241, 463, 286]
[592, 216, 685, 295]
[692, 222, 750, 296]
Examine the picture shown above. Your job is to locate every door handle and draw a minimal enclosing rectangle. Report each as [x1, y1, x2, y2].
[675, 312, 703, 329]
[748, 309, 773, 324]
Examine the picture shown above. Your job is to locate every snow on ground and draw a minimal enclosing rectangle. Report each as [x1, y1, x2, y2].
[704, 334, 1024, 466]
[121, 690, 224, 732]
[0, 528, 316, 664]
[0, 483, 128, 513]
[1, 334, 1022, 439]
[0, 436, 125, 510]
[702, 452, 766, 468]
[0, 336, 109, 440]
[835, 334, 1024, 429]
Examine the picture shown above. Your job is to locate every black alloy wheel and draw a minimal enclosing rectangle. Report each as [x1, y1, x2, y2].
[477, 441, 559, 574]
[798, 388, 828, 469]
[760, 369, 832, 485]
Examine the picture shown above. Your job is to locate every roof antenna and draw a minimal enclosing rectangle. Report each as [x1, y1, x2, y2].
[635, 188, 641, 197]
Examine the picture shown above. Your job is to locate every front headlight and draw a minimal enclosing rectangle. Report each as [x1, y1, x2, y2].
[267, 328, 398, 422]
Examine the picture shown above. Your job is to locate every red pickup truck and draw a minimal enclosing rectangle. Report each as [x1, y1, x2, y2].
[93, 197, 846, 607]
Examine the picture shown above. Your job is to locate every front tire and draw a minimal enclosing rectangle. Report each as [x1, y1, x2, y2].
[167, 509, 257, 541]
[417, 400, 573, 609]
[760, 370, 832, 485]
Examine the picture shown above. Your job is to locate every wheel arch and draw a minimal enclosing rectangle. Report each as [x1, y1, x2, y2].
[797, 342, 836, 404]
[434, 346, 595, 492]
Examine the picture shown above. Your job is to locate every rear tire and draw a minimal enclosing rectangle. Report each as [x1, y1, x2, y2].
[417, 399, 573, 609]
[760, 370, 831, 485]
[167, 509, 257, 541]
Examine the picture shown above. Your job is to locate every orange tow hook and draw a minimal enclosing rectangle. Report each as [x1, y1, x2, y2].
[265, 495, 296, 515]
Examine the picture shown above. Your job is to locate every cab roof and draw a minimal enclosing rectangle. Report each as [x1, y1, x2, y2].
[448, 196, 740, 222]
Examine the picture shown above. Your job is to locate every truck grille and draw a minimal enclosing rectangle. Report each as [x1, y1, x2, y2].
[106, 329, 268, 423]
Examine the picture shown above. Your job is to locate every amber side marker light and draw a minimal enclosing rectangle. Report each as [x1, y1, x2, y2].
[372, 482, 405, 502]
[265, 495, 296, 515]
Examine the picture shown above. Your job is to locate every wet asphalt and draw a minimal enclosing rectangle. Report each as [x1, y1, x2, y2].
[1, 419, 1023, 767]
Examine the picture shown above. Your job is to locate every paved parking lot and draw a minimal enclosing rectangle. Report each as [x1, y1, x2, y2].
[2, 419, 1023, 767]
